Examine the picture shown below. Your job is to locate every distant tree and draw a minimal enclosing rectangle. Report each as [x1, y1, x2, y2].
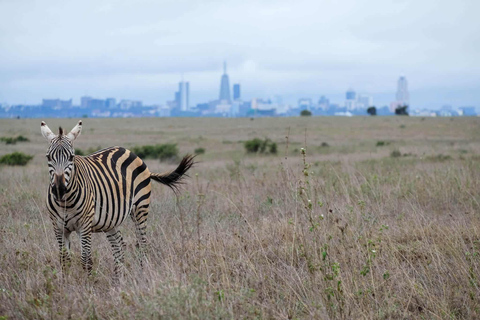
[395, 105, 409, 116]
[367, 106, 377, 116]
[300, 109, 312, 116]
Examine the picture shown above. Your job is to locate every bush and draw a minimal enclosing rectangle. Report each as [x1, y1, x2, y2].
[426, 154, 452, 162]
[367, 106, 377, 116]
[244, 138, 263, 153]
[376, 141, 390, 146]
[244, 138, 277, 154]
[300, 109, 312, 116]
[0, 135, 29, 144]
[269, 143, 277, 154]
[194, 147, 206, 155]
[390, 149, 402, 158]
[321, 142, 330, 147]
[0, 152, 33, 166]
[131, 143, 178, 161]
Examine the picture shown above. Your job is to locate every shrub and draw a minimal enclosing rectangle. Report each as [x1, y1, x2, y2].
[16, 135, 29, 142]
[390, 149, 402, 158]
[321, 142, 330, 147]
[269, 142, 277, 154]
[194, 147, 206, 155]
[367, 106, 377, 116]
[426, 154, 452, 162]
[244, 138, 277, 154]
[300, 109, 312, 116]
[0, 135, 29, 144]
[376, 141, 390, 146]
[244, 138, 263, 153]
[0, 152, 33, 166]
[131, 143, 178, 161]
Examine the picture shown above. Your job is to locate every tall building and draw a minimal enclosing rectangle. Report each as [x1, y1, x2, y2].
[396, 76, 409, 106]
[175, 81, 189, 111]
[81, 96, 92, 108]
[42, 99, 72, 109]
[318, 95, 330, 110]
[219, 61, 231, 103]
[357, 94, 373, 108]
[346, 88, 356, 100]
[233, 83, 241, 101]
[106, 98, 116, 109]
[345, 88, 357, 110]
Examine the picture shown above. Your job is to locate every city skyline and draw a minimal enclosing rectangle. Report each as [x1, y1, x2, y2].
[1, 0, 479, 109]
[1, 70, 476, 119]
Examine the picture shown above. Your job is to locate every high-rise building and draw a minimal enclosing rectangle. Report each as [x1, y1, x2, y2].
[81, 96, 92, 108]
[318, 95, 330, 110]
[175, 81, 190, 111]
[106, 98, 116, 109]
[219, 61, 231, 103]
[396, 76, 409, 106]
[357, 94, 373, 108]
[346, 88, 356, 100]
[233, 83, 241, 101]
[42, 99, 72, 109]
[345, 88, 357, 110]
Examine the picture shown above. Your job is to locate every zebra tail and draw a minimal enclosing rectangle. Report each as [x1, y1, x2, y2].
[150, 154, 196, 193]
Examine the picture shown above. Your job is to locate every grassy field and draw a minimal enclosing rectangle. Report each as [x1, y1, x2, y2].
[0, 116, 480, 319]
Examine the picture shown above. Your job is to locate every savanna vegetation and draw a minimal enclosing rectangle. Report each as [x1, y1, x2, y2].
[0, 116, 479, 319]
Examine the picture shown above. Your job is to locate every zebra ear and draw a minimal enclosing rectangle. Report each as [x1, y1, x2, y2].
[41, 121, 56, 142]
[66, 120, 82, 141]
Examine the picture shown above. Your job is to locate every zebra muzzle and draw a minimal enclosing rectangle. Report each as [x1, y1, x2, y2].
[52, 173, 67, 201]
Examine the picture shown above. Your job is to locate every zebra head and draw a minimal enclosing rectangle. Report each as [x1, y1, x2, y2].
[41, 120, 82, 201]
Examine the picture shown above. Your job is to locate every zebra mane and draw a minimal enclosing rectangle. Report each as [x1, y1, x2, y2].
[58, 127, 63, 137]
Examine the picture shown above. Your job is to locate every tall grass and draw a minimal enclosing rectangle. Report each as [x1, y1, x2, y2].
[0, 117, 479, 319]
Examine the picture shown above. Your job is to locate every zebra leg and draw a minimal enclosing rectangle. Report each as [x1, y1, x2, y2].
[54, 227, 72, 274]
[130, 204, 149, 265]
[78, 227, 93, 275]
[105, 228, 125, 280]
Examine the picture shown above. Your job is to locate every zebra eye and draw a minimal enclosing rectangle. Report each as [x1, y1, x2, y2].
[46, 154, 52, 161]
[69, 155, 75, 161]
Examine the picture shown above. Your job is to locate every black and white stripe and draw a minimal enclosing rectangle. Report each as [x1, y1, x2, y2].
[41, 120, 194, 279]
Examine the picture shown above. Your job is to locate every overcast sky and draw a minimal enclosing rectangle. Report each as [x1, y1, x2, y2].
[1, 0, 479, 108]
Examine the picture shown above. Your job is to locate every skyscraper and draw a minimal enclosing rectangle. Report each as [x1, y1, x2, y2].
[345, 88, 357, 110]
[175, 81, 189, 111]
[219, 61, 231, 103]
[233, 84, 241, 101]
[396, 76, 409, 106]
[346, 88, 356, 100]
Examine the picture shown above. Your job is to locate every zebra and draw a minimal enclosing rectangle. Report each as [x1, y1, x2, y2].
[40, 120, 194, 279]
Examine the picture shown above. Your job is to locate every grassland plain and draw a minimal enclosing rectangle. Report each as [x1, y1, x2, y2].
[0, 116, 479, 319]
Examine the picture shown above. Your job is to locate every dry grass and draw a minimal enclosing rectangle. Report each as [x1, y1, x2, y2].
[0, 116, 480, 319]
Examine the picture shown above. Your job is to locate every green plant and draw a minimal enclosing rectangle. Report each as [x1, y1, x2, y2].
[0, 152, 33, 166]
[269, 142, 277, 154]
[0, 135, 30, 144]
[244, 138, 262, 153]
[300, 109, 312, 116]
[194, 147, 206, 155]
[376, 141, 390, 146]
[131, 143, 178, 161]
[390, 149, 402, 158]
[244, 138, 277, 154]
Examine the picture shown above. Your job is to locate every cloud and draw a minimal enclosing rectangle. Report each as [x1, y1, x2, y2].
[0, 0, 479, 107]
